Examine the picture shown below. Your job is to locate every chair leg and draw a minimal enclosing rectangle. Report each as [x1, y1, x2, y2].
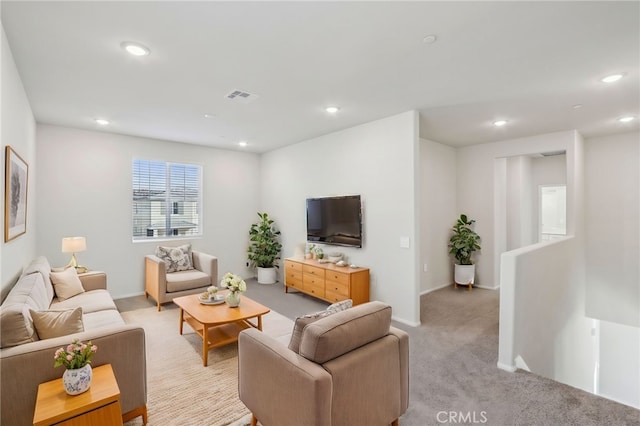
[251, 414, 258, 426]
[157, 301, 162, 311]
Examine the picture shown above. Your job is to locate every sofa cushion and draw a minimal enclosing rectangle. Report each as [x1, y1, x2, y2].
[156, 244, 194, 273]
[50, 268, 85, 301]
[30, 307, 84, 340]
[21, 256, 55, 303]
[299, 301, 392, 364]
[0, 273, 51, 348]
[82, 309, 126, 330]
[50, 289, 117, 313]
[166, 269, 210, 292]
[288, 299, 353, 353]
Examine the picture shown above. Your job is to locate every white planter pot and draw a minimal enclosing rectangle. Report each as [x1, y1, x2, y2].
[257, 267, 277, 284]
[454, 264, 475, 285]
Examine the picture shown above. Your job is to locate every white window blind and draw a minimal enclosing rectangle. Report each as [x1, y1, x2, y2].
[132, 159, 202, 240]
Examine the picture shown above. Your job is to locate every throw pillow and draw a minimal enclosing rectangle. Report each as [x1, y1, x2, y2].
[288, 299, 353, 353]
[155, 244, 194, 273]
[50, 268, 85, 301]
[324, 299, 353, 315]
[30, 307, 84, 340]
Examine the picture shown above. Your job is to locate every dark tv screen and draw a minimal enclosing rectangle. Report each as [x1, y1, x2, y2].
[306, 195, 362, 248]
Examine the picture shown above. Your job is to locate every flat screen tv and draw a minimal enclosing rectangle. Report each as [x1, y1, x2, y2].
[306, 195, 362, 248]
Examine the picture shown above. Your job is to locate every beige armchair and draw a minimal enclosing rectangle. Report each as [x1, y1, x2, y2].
[238, 301, 409, 426]
[145, 250, 217, 311]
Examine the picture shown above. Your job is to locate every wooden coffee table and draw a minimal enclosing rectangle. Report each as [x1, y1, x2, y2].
[173, 293, 270, 366]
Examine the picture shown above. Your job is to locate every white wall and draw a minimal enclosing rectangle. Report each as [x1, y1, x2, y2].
[260, 111, 421, 326]
[457, 130, 580, 288]
[499, 132, 594, 390]
[584, 132, 639, 328]
[504, 154, 567, 250]
[1, 26, 37, 300]
[420, 138, 456, 293]
[598, 320, 640, 408]
[498, 132, 640, 408]
[35, 124, 260, 298]
[531, 154, 566, 239]
[584, 131, 640, 408]
[499, 237, 594, 393]
[506, 156, 533, 250]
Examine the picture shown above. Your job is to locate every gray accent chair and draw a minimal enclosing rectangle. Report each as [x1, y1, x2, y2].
[144, 251, 217, 311]
[238, 301, 409, 426]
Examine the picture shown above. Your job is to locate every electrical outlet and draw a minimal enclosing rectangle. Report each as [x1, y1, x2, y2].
[423, 263, 428, 272]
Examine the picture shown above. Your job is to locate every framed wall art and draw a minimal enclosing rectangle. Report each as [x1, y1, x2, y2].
[4, 146, 29, 242]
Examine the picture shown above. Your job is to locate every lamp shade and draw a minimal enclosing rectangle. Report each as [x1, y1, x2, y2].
[61, 237, 87, 253]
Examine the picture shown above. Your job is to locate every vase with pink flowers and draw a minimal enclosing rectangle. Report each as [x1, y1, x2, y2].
[54, 338, 97, 395]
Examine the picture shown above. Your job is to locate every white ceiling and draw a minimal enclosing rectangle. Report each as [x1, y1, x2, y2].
[2, 1, 638, 153]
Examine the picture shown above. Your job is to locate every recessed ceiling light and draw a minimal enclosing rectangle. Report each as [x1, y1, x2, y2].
[204, 113, 215, 119]
[325, 106, 340, 114]
[618, 116, 636, 123]
[121, 41, 150, 57]
[94, 118, 109, 125]
[600, 73, 624, 83]
[493, 120, 507, 127]
[572, 104, 583, 109]
[238, 141, 248, 147]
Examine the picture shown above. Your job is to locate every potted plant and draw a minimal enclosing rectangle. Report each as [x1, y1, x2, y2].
[247, 212, 283, 284]
[448, 214, 481, 290]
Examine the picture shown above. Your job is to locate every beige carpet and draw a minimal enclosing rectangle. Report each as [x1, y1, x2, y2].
[121, 303, 293, 426]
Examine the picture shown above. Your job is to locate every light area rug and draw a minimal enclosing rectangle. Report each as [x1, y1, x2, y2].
[121, 304, 293, 426]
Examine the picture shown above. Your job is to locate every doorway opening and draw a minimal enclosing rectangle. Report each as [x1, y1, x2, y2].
[539, 184, 567, 242]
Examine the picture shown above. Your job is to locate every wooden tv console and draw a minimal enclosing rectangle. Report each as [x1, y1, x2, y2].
[284, 258, 370, 305]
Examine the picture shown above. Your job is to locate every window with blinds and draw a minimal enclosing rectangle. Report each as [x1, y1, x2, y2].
[132, 159, 202, 240]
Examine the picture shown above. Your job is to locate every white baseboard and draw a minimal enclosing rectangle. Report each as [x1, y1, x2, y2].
[113, 291, 146, 300]
[497, 361, 518, 372]
[420, 283, 500, 296]
[419, 282, 453, 296]
[391, 315, 421, 327]
[477, 284, 500, 290]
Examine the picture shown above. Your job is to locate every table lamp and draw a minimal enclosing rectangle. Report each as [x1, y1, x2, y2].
[62, 236, 87, 271]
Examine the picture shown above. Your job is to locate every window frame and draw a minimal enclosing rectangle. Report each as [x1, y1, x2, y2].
[132, 159, 203, 242]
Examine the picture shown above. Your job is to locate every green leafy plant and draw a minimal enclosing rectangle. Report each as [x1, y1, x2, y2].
[247, 212, 283, 268]
[448, 214, 481, 265]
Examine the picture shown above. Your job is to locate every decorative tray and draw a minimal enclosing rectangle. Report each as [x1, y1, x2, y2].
[198, 295, 225, 305]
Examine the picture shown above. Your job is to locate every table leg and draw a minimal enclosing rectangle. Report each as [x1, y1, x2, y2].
[257, 315, 263, 331]
[179, 309, 184, 335]
[202, 324, 208, 367]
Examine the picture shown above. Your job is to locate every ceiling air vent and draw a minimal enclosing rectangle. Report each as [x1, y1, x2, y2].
[225, 90, 259, 104]
[540, 150, 566, 157]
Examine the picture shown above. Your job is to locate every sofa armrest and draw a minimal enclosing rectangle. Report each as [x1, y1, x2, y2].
[238, 328, 332, 426]
[145, 255, 167, 301]
[78, 271, 107, 291]
[192, 251, 218, 284]
[389, 326, 410, 414]
[0, 325, 146, 426]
